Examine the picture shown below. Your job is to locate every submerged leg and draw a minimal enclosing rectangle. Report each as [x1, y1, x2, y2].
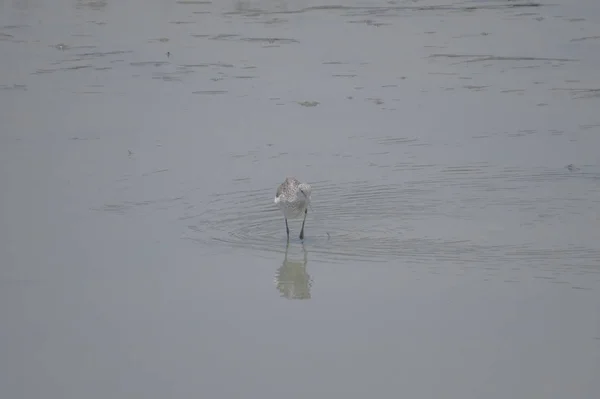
[299, 208, 307, 240]
[285, 218, 290, 240]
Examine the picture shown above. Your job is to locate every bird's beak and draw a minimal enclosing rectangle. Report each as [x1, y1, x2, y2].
[300, 189, 313, 212]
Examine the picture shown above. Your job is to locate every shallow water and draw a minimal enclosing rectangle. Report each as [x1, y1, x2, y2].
[1, 0, 600, 398]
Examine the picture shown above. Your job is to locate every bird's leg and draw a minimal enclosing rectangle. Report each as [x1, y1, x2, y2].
[285, 218, 290, 241]
[299, 208, 307, 240]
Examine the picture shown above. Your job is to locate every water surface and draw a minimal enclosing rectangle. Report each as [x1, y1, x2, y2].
[1, 1, 599, 398]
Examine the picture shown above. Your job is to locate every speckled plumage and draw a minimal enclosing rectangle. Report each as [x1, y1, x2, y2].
[274, 177, 311, 218]
[274, 177, 312, 240]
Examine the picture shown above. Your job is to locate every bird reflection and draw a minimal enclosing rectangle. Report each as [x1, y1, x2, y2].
[274, 242, 311, 300]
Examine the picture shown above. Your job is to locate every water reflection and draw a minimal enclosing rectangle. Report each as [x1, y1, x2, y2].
[274, 243, 311, 300]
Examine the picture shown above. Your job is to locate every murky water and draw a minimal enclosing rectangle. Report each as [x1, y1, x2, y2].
[1, 0, 599, 398]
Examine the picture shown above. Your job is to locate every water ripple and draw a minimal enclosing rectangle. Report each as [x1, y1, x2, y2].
[185, 167, 600, 275]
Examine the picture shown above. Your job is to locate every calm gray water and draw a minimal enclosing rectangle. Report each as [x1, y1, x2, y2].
[1, 0, 600, 398]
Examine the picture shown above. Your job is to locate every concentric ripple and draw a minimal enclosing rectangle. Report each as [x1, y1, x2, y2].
[186, 179, 475, 264]
[185, 168, 600, 272]
[185, 179, 445, 262]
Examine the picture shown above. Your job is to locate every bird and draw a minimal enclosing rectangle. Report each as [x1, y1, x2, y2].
[274, 177, 312, 241]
